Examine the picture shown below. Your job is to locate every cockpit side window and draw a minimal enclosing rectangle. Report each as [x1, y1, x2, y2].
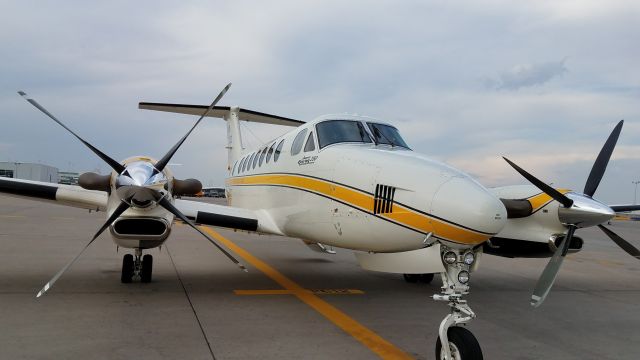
[366, 122, 410, 149]
[304, 132, 316, 152]
[316, 120, 372, 149]
[291, 128, 308, 156]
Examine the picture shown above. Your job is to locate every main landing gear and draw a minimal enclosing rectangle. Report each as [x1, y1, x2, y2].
[121, 248, 153, 283]
[403, 273, 435, 284]
[433, 246, 483, 360]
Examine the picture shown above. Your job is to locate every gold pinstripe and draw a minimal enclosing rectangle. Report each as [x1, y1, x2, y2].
[526, 189, 571, 212]
[227, 174, 493, 245]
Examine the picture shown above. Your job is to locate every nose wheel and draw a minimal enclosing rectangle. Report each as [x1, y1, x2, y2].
[121, 249, 153, 283]
[433, 246, 483, 360]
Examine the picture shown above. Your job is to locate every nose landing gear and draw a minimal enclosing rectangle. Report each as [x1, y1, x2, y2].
[121, 249, 153, 283]
[433, 246, 483, 360]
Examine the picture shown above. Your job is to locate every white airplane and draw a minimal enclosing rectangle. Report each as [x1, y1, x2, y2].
[1, 83, 639, 360]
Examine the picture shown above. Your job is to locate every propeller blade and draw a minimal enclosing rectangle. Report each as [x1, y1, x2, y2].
[503, 157, 574, 208]
[531, 225, 576, 307]
[18, 91, 126, 174]
[598, 225, 640, 259]
[154, 83, 231, 172]
[583, 120, 623, 197]
[156, 196, 247, 272]
[609, 204, 640, 212]
[36, 200, 130, 297]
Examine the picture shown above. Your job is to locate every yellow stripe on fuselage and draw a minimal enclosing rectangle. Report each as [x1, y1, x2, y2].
[526, 189, 571, 212]
[227, 174, 492, 245]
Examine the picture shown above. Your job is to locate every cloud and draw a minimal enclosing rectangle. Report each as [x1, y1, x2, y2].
[485, 59, 568, 90]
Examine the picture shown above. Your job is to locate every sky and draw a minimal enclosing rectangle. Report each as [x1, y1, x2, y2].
[1, 1, 639, 204]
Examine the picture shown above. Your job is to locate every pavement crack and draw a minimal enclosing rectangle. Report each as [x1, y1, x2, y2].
[166, 244, 216, 360]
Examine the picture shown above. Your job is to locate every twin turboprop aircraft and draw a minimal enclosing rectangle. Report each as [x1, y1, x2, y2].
[1, 83, 639, 360]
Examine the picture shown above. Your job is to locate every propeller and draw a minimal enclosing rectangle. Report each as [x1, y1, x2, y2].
[21, 83, 247, 296]
[153, 83, 231, 173]
[504, 120, 640, 307]
[156, 196, 247, 272]
[36, 200, 131, 297]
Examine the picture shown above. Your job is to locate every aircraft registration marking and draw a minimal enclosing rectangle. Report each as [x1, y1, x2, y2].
[200, 226, 413, 360]
[228, 173, 493, 245]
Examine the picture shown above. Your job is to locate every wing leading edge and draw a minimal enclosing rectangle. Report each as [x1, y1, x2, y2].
[0, 177, 107, 211]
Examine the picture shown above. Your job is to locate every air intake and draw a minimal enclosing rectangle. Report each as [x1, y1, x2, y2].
[374, 184, 396, 214]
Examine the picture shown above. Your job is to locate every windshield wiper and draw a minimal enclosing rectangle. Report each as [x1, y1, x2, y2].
[374, 126, 395, 147]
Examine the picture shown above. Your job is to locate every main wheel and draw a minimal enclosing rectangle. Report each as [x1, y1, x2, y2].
[141, 254, 153, 283]
[419, 273, 434, 284]
[435, 326, 483, 360]
[403, 274, 420, 283]
[121, 254, 134, 283]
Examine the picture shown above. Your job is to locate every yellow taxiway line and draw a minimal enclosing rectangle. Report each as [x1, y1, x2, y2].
[199, 226, 413, 360]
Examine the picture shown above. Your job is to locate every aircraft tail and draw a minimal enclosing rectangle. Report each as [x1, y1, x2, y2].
[138, 102, 304, 171]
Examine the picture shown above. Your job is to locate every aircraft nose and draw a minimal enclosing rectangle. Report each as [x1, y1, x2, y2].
[431, 176, 507, 246]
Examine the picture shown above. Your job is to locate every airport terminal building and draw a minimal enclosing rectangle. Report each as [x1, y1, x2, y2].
[0, 162, 59, 183]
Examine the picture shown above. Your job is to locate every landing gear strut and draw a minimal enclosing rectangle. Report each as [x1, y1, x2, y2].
[433, 246, 483, 360]
[121, 249, 153, 283]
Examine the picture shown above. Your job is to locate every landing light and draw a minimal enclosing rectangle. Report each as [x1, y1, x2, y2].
[458, 270, 470, 284]
[443, 251, 457, 264]
[463, 252, 475, 265]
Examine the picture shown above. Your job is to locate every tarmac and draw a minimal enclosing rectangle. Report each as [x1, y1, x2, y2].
[1, 194, 639, 359]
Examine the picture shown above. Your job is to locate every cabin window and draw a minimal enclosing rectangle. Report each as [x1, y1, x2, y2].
[259, 147, 267, 167]
[304, 131, 316, 152]
[274, 140, 284, 162]
[316, 120, 372, 149]
[291, 129, 308, 156]
[252, 151, 259, 169]
[232, 161, 238, 175]
[243, 155, 250, 172]
[247, 153, 255, 171]
[366, 122, 410, 149]
[239, 157, 246, 173]
[266, 142, 276, 163]
[241, 155, 248, 172]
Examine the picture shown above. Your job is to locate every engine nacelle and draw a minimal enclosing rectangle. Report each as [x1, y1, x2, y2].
[483, 235, 583, 258]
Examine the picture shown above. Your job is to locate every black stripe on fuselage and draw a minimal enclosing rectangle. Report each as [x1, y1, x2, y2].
[0, 178, 58, 200]
[195, 211, 258, 232]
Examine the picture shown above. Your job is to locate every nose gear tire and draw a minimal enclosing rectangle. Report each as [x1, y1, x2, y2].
[436, 326, 483, 360]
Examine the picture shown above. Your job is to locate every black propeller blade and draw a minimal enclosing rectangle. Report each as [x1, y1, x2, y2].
[583, 120, 623, 197]
[18, 91, 126, 174]
[36, 200, 131, 297]
[609, 205, 640, 212]
[157, 196, 247, 272]
[502, 157, 574, 208]
[598, 225, 640, 259]
[530, 225, 576, 307]
[154, 83, 231, 173]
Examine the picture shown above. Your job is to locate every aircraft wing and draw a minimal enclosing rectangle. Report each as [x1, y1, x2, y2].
[174, 199, 262, 233]
[0, 177, 107, 211]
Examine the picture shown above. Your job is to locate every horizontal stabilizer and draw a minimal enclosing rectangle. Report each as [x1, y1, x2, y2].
[139, 103, 304, 127]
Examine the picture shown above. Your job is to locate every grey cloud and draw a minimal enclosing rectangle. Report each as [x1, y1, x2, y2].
[487, 59, 568, 90]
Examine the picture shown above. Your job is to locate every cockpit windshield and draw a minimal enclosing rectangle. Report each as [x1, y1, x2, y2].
[316, 120, 373, 148]
[366, 123, 410, 149]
